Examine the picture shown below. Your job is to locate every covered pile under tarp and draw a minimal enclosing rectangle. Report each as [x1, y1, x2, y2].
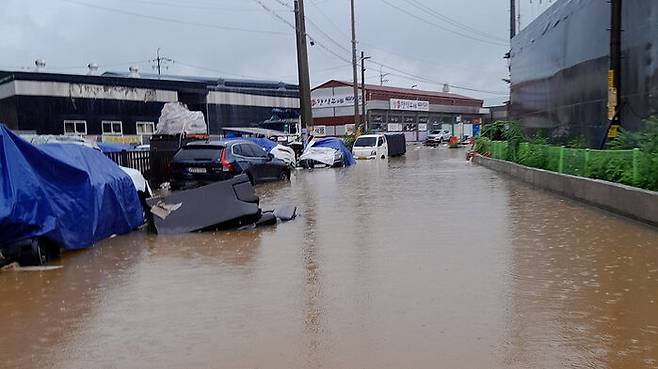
[155, 102, 207, 135]
[0, 125, 144, 250]
[309, 138, 356, 167]
[241, 137, 278, 152]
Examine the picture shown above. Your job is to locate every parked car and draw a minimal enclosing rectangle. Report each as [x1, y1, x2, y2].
[427, 130, 452, 143]
[170, 140, 291, 190]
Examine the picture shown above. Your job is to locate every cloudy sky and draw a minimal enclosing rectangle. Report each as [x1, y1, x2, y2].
[0, 0, 554, 105]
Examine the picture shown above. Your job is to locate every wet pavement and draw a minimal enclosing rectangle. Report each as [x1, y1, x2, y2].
[2, 146, 658, 369]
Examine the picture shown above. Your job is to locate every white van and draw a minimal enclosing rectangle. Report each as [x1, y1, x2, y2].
[352, 134, 389, 160]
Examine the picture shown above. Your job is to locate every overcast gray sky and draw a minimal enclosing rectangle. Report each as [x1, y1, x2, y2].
[0, 0, 553, 105]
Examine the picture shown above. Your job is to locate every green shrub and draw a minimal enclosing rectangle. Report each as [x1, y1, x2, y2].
[342, 135, 356, 150]
[474, 137, 492, 155]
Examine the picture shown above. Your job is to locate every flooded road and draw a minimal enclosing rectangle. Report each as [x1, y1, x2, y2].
[2, 146, 658, 369]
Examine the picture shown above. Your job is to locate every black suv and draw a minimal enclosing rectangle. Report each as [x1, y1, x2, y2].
[170, 140, 290, 190]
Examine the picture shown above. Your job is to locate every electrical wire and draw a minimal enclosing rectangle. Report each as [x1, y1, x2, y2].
[60, 0, 289, 36]
[401, 0, 508, 43]
[379, 0, 508, 47]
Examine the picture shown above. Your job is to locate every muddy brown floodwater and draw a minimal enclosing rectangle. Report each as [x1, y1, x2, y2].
[2, 146, 658, 369]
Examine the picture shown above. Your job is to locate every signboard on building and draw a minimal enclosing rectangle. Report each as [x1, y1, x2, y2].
[389, 98, 429, 112]
[311, 95, 362, 109]
[312, 125, 327, 137]
[102, 135, 141, 144]
[387, 123, 402, 132]
[418, 123, 428, 132]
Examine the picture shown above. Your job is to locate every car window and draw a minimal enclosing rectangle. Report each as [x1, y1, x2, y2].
[377, 137, 384, 146]
[354, 137, 377, 147]
[248, 143, 268, 157]
[232, 144, 244, 156]
[175, 146, 222, 161]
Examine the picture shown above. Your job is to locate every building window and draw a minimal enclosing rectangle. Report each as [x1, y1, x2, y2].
[136, 121, 156, 135]
[102, 120, 123, 135]
[63, 120, 87, 135]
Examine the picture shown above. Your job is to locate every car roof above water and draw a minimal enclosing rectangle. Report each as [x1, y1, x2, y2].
[185, 139, 258, 148]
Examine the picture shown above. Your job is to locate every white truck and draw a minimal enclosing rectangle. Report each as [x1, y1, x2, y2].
[352, 133, 406, 160]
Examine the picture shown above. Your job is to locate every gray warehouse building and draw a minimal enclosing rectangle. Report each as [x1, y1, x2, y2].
[0, 67, 299, 143]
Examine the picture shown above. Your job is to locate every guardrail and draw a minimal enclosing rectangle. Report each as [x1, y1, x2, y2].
[105, 151, 151, 179]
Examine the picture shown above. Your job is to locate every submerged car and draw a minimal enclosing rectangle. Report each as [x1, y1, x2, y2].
[242, 137, 296, 166]
[299, 137, 356, 168]
[352, 133, 407, 160]
[0, 126, 144, 266]
[353, 134, 388, 160]
[170, 140, 291, 190]
[426, 130, 452, 144]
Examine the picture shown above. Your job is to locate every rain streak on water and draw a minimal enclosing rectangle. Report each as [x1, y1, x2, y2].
[1, 147, 658, 369]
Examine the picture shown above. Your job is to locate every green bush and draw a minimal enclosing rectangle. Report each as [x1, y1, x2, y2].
[479, 116, 658, 192]
[474, 137, 492, 155]
[342, 135, 357, 150]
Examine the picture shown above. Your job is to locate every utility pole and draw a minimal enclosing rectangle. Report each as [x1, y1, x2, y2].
[151, 48, 173, 78]
[605, 0, 623, 145]
[294, 0, 313, 140]
[360, 51, 371, 132]
[350, 0, 359, 132]
[510, 0, 516, 39]
[379, 66, 390, 86]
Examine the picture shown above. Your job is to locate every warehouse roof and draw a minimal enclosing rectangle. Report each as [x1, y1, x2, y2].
[312, 80, 482, 104]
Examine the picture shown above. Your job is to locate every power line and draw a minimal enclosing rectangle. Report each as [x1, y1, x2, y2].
[369, 59, 509, 95]
[110, 0, 263, 12]
[60, 0, 289, 36]
[256, 0, 507, 96]
[402, 0, 508, 43]
[379, 0, 508, 47]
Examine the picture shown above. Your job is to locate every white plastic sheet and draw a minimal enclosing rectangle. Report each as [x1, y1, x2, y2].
[299, 147, 337, 166]
[155, 102, 207, 135]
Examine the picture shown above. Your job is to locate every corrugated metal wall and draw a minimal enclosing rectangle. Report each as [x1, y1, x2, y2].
[510, 0, 658, 147]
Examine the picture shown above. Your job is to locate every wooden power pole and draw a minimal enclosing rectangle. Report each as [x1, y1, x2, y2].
[294, 0, 313, 139]
[361, 51, 370, 132]
[350, 0, 359, 132]
[510, 0, 516, 39]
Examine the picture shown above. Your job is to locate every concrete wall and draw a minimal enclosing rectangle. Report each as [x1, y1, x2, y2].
[474, 155, 658, 226]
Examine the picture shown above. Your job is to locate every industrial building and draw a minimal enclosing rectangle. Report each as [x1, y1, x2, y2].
[311, 80, 487, 141]
[0, 66, 299, 143]
[510, 0, 657, 147]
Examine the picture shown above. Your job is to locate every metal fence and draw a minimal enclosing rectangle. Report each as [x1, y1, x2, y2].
[490, 141, 642, 186]
[105, 151, 151, 179]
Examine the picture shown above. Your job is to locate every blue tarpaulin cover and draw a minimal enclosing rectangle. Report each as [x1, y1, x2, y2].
[241, 137, 278, 152]
[310, 138, 356, 167]
[0, 125, 144, 249]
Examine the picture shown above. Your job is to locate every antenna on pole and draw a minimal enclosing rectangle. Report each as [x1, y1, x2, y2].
[379, 66, 390, 86]
[151, 48, 173, 78]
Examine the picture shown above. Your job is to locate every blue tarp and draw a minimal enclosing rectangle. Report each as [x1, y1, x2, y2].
[241, 137, 278, 152]
[0, 125, 144, 250]
[311, 138, 357, 167]
[97, 142, 134, 153]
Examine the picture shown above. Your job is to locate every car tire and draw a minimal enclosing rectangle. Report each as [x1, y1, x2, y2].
[279, 170, 289, 181]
